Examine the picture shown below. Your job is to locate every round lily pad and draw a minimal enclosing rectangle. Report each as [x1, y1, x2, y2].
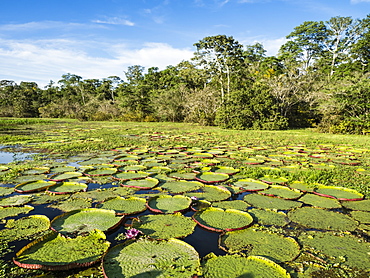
[0, 194, 33, 207]
[15, 180, 56, 193]
[195, 172, 229, 184]
[112, 171, 149, 181]
[350, 210, 370, 223]
[184, 185, 231, 202]
[84, 167, 117, 176]
[298, 231, 370, 270]
[121, 177, 159, 189]
[169, 172, 197, 180]
[0, 186, 14, 196]
[260, 184, 302, 199]
[212, 200, 249, 211]
[242, 157, 265, 164]
[21, 167, 50, 175]
[313, 185, 364, 200]
[220, 228, 300, 262]
[288, 207, 358, 231]
[102, 238, 200, 278]
[201, 254, 290, 278]
[50, 166, 76, 173]
[233, 178, 269, 191]
[289, 181, 315, 192]
[49, 172, 83, 182]
[14, 174, 48, 183]
[0, 205, 34, 219]
[119, 165, 147, 171]
[51, 208, 123, 235]
[49, 198, 92, 212]
[14, 229, 110, 271]
[46, 182, 88, 194]
[260, 175, 288, 185]
[132, 213, 196, 239]
[192, 207, 253, 232]
[299, 193, 342, 209]
[211, 166, 240, 175]
[341, 199, 370, 211]
[160, 180, 203, 193]
[243, 194, 302, 210]
[248, 208, 290, 226]
[147, 195, 192, 214]
[96, 196, 147, 215]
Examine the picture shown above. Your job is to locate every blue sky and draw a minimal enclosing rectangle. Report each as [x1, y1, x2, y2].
[1, 0, 369, 87]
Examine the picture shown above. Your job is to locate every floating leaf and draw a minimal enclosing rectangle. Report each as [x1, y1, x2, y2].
[46, 182, 88, 194]
[0, 186, 15, 196]
[184, 185, 231, 202]
[112, 171, 149, 181]
[341, 199, 370, 211]
[289, 181, 314, 192]
[49, 198, 92, 212]
[49, 172, 83, 182]
[244, 194, 302, 210]
[201, 254, 290, 278]
[195, 172, 229, 184]
[96, 196, 146, 215]
[220, 228, 300, 262]
[0, 205, 34, 219]
[50, 165, 76, 173]
[0, 194, 33, 207]
[14, 230, 110, 271]
[102, 238, 200, 278]
[350, 210, 370, 224]
[51, 208, 123, 235]
[14, 174, 48, 183]
[192, 207, 253, 232]
[314, 185, 364, 200]
[299, 193, 341, 209]
[212, 200, 249, 211]
[147, 195, 192, 213]
[248, 208, 290, 226]
[132, 213, 196, 239]
[211, 166, 240, 175]
[288, 207, 358, 231]
[160, 180, 203, 193]
[233, 178, 269, 191]
[260, 175, 288, 185]
[21, 167, 50, 175]
[15, 180, 56, 193]
[169, 172, 197, 180]
[119, 165, 147, 171]
[84, 167, 117, 176]
[260, 184, 302, 199]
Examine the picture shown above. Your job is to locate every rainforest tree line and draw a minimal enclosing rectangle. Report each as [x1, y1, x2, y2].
[1, 15, 370, 134]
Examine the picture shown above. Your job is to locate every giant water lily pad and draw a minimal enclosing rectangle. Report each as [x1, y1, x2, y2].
[289, 181, 315, 192]
[0, 215, 50, 242]
[96, 196, 146, 215]
[212, 200, 249, 211]
[21, 167, 50, 175]
[84, 167, 117, 176]
[341, 199, 370, 211]
[169, 172, 197, 180]
[350, 210, 370, 223]
[201, 254, 290, 278]
[0, 186, 15, 196]
[49, 172, 83, 181]
[0, 194, 33, 207]
[14, 174, 48, 183]
[313, 185, 364, 200]
[260, 175, 288, 185]
[0, 205, 34, 219]
[185, 185, 231, 202]
[15, 180, 56, 193]
[288, 207, 358, 231]
[49, 198, 92, 212]
[121, 177, 159, 189]
[102, 238, 200, 278]
[50, 165, 76, 173]
[132, 213, 196, 239]
[243, 194, 302, 210]
[112, 171, 149, 181]
[192, 207, 253, 232]
[160, 180, 203, 193]
[220, 228, 300, 262]
[51, 208, 123, 235]
[14, 229, 110, 271]
[233, 178, 269, 191]
[299, 193, 341, 209]
[248, 208, 290, 226]
[46, 182, 88, 194]
[298, 231, 370, 270]
[260, 184, 302, 199]
[195, 172, 229, 184]
[211, 166, 240, 175]
[147, 195, 192, 213]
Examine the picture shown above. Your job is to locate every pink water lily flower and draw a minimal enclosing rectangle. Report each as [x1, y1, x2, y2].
[190, 196, 198, 201]
[125, 228, 141, 239]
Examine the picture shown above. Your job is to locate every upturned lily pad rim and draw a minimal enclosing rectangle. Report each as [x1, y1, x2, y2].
[45, 182, 88, 195]
[49, 172, 83, 182]
[195, 172, 230, 184]
[313, 185, 364, 201]
[120, 177, 159, 189]
[14, 180, 57, 194]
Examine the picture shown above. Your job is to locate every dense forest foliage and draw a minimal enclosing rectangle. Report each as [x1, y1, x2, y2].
[1, 15, 370, 134]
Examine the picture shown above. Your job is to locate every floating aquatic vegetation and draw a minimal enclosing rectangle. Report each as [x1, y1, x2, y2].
[169, 172, 197, 180]
[298, 231, 370, 271]
[260, 184, 302, 199]
[49, 172, 83, 182]
[233, 178, 269, 191]
[0, 194, 33, 207]
[49, 165, 76, 173]
[341, 199, 370, 211]
[298, 193, 342, 209]
[248, 208, 290, 226]
[260, 175, 288, 185]
[73, 188, 120, 202]
[193, 207, 253, 232]
[185, 184, 231, 202]
[212, 200, 249, 211]
[46, 182, 88, 194]
[243, 193, 302, 210]
[160, 180, 203, 193]
[120, 177, 159, 189]
[220, 228, 300, 262]
[201, 254, 290, 278]
[112, 171, 149, 181]
[31, 192, 69, 205]
[13, 229, 110, 271]
[102, 238, 200, 278]
[51, 208, 123, 235]
[195, 172, 229, 184]
[350, 210, 370, 223]
[14, 174, 48, 183]
[313, 185, 364, 200]
[0, 205, 34, 219]
[21, 167, 50, 175]
[0, 186, 14, 196]
[132, 213, 196, 239]
[83, 167, 117, 176]
[0, 215, 50, 242]
[14, 180, 56, 193]
[288, 181, 315, 192]
[119, 164, 147, 171]
[96, 196, 146, 215]
[147, 195, 192, 213]
[48, 198, 92, 212]
[288, 207, 358, 231]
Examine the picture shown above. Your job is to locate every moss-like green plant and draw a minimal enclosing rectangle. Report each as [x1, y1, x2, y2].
[195, 172, 229, 184]
[244, 194, 302, 210]
[314, 185, 364, 200]
[132, 213, 196, 239]
[212, 200, 249, 211]
[102, 238, 200, 277]
[0, 194, 33, 207]
[299, 193, 342, 209]
[185, 185, 231, 202]
[96, 196, 146, 215]
[221, 227, 300, 262]
[160, 180, 203, 193]
[261, 184, 302, 199]
[0, 205, 34, 219]
[48, 198, 92, 212]
[193, 207, 253, 232]
[341, 199, 370, 211]
[233, 178, 269, 191]
[298, 231, 370, 270]
[0, 215, 50, 242]
[14, 229, 110, 271]
[260, 175, 288, 184]
[248, 208, 290, 226]
[201, 254, 290, 278]
[288, 207, 358, 231]
[350, 210, 370, 223]
[121, 177, 159, 189]
[51, 208, 123, 235]
[147, 195, 192, 213]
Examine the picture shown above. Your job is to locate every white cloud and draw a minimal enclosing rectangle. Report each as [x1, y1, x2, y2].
[351, 0, 370, 3]
[240, 37, 287, 56]
[92, 17, 135, 26]
[0, 39, 194, 87]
